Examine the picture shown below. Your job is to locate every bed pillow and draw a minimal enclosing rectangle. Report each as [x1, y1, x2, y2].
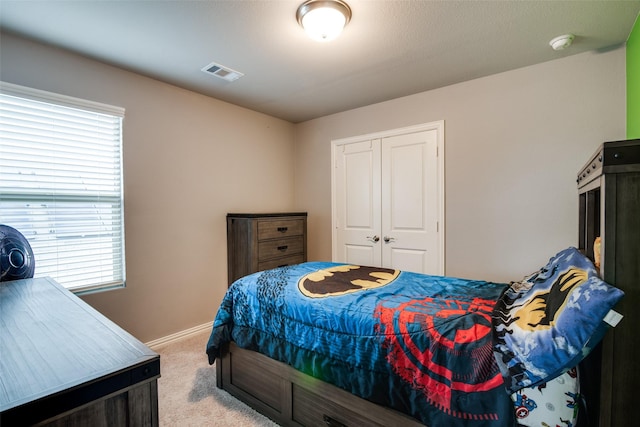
[492, 247, 624, 393]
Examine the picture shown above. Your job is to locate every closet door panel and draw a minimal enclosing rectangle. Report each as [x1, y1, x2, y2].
[387, 248, 427, 274]
[335, 139, 382, 267]
[381, 130, 439, 274]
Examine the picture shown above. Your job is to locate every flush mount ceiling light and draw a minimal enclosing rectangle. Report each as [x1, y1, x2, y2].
[296, 0, 352, 42]
[549, 34, 575, 51]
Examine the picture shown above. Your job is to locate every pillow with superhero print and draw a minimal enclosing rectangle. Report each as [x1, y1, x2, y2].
[492, 247, 623, 393]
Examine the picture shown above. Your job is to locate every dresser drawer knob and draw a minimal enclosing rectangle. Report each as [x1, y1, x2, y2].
[277, 245, 288, 251]
[277, 227, 288, 233]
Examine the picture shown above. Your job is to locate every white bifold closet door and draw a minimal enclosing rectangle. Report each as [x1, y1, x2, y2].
[332, 122, 444, 275]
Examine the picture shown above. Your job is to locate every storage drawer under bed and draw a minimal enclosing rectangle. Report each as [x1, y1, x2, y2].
[216, 343, 424, 427]
[292, 384, 386, 427]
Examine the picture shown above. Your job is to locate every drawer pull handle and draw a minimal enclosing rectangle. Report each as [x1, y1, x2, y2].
[323, 415, 346, 427]
[277, 227, 288, 233]
[277, 245, 288, 251]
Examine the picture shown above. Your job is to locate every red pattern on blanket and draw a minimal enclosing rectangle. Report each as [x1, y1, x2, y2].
[375, 296, 504, 420]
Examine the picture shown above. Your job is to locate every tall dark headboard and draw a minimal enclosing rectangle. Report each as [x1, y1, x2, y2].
[577, 139, 640, 426]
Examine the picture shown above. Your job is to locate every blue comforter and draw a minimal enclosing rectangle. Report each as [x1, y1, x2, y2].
[206, 262, 515, 426]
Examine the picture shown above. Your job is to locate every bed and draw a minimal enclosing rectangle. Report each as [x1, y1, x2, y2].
[206, 247, 623, 426]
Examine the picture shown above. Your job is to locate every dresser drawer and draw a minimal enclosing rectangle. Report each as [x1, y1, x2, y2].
[257, 219, 305, 240]
[258, 236, 304, 261]
[258, 254, 305, 271]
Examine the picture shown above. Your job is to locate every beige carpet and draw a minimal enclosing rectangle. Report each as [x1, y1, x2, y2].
[154, 330, 279, 426]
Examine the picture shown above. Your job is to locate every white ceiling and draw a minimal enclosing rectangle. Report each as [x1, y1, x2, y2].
[1, 1, 639, 123]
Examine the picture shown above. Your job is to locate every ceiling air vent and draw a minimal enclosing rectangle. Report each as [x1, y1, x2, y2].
[201, 62, 244, 82]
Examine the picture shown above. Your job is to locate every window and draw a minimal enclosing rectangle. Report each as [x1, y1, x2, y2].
[0, 82, 125, 294]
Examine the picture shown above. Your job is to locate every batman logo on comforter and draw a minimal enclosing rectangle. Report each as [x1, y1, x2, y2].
[298, 264, 400, 297]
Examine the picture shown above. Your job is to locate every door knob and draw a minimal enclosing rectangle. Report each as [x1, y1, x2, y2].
[367, 235, 380, 242]
[383, 236, 395, 243]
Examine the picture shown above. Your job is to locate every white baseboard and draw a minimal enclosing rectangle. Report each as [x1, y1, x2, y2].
[146, 321, 212, 350]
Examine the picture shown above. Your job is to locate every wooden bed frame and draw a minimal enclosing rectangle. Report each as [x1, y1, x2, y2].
[216, 342, 424, 427]
[216, 139, 640, 427]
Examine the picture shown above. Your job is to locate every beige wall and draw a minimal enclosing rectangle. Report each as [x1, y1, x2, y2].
[294, 47, 626, 283]
[0, 33, 296, 342]
[0, 32, 627, 341]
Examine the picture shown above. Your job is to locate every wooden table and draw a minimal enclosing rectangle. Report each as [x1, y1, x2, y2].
[0, 277, 160, 426]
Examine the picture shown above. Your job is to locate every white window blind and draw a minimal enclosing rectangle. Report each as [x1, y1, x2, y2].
[0, 82, 125, 293]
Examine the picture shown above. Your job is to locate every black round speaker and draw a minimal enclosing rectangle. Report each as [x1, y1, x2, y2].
[0, 225, 35, 282]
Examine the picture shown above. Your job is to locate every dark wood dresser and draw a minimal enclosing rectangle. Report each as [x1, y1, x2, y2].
[0, 277, 160, 426]
[227, 213, 307, 285]
[577, 139, 640, 427]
